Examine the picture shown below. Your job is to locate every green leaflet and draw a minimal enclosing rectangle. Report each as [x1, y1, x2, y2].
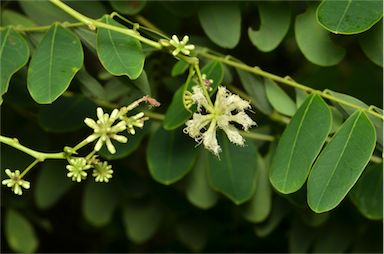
[171, 59, 189, 77]
[27, 24, 83, 104]
[317, 0, 383, 34]
[208, 132, 258, 204]
[163, 61, 224, 130]
[96, 15, 145, 79]
[0, 28, 29, 98]
[5, 209, 38, 253]
[198, 2, 241, 49]
[248, 2, 291, 52]
[37, 95, 96, 133]
[186, 150, 218, 210]
[350, 163, 383, 220]
[295, 7, 345, 66]
[323, 89, 383, 147]
[176, 218, 208, 252]
[147, 127, 198, 185]
[34, 161, 73, 210]
[270, 94, 332, 194]
[307, 111, 376, 213]
[358, 22, 383, 67]
[237, 70, 272, 115]
[242, 152, 272, 223]
[82, 181, 119, 227]
[265, 79, 297, 116]
[110, 0, 147, 15]
[122, 201, 162, 244]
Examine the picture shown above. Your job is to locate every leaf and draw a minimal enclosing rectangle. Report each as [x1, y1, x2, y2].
[19, 1, 76, 25]
[350, 163, 383, 220]
[358, 22, 383, 67]
[98, 124, 149, 160]
[37, 95, 96, 133]
[97, 15, 145, 79]
[147, 127, 198, 185]
[270, 94, 332, 194]
[307, 111, 376, 213]
[1, 10, 37, 27]
[208, 133, 258, 204]
[163, 61, 223, 130]
[317, 0, 383, 34]
[122, 200, 162, 244]
[175, 219, 208, 252]
[254, 197, 291, 237]
[242, 152, 272, 223]
[5, 209, 38, 253]
[265, 79, 297, 116]
[295, 7, 345, 66]
[295, 88, 308, 108]
[74, 27, 97, 53]
[1, 28, 29, 97]
[186, 150, 218, 210]
[248, 2, 291, 52]
[34, 161, 73, 210]
[76, 68, 106, 99]
[237, 70, 272, 115]
[110, 0, 147, 15]
[131, 70, 151, 95]
[171, 60, 189, 77]
[198, 2, 241, 48]
[82, 181, 119, 227]
[27, 24, 83, 104]
[324, 89, 382, 147]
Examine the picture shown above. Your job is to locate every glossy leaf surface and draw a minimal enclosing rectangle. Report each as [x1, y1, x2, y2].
[308, 111, 376, 212]
[1, 28, 29, 97]
[198, 2, 241, 48]
[317, 0, 383, 34]
[295, 7, 345, 66]
[270, 94, 332, 194]
[147, 127, 198, 185]
[27, 24, 83, 103]
[97, 16, 144, 79]
[249, 2, 291, 52]
[208, 133, 258, 204]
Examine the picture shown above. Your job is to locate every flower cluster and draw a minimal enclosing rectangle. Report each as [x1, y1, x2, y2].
[66, 155, 113, 183]
[84, 96, 158, 154]
[184, 85, 256, 156]
[160, 35, 195, 56]
[2, 169, 30, 195]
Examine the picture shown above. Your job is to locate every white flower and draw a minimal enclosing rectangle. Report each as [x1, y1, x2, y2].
[66, 158, 91, 182]
[2, 169, 30, 195]
[168, 35, 195, 56]
[184, 86, 256, 156]
[84, 107, 128, 154]
[92, 161, 113, 183]
[121, 112, 148, 135]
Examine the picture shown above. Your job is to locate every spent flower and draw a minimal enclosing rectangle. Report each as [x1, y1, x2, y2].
[2, 169, 30, 195]
[66, 157, 91, 182]
[93, 161, 113, 183]
[184, 86, 256, 156]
